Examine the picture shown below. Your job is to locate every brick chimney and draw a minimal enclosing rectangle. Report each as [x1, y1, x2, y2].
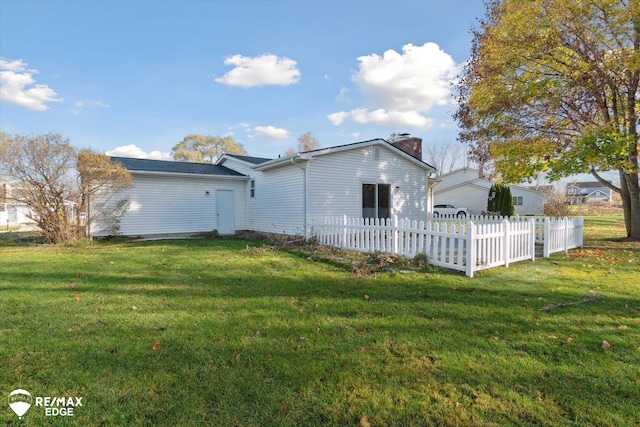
[390, 136, 422, 161]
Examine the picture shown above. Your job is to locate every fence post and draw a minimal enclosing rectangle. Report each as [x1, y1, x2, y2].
[342, 215, 347, 248]
[529, 218, 536, 262]
[466, 220, 475, 278]
[563, 216, 569, 254]
[424, 218, 431, 259]
[578, 216, 584, 248]
[503, 218, 510, 268]
[543, 217, 551, 258]
[393, 215, 399, 254]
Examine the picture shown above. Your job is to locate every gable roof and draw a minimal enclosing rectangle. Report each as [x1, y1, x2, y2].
[567, 181, 610, 189]
[528, 185, 554, 193]
[585, 189, 610, 198]
[222, 154, 272, 165]
[436, 167, 481, 180]
[434, 180, 492, 194]
[110, 157, 247, 177]
[251, 138, 437, 172]
[435, 170, 544, 195]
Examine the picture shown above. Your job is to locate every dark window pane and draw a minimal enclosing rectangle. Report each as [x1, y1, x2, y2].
[362, 184, 376, 218]
[378, 184, 390, 219]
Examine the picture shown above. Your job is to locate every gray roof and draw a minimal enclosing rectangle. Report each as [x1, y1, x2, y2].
[224, 154, 272, 165]
[570, 181, 609, 189]
[110, 157, 246, 177]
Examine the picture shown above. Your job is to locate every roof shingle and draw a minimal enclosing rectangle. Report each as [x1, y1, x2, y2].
[110, 157, 246, 177]
[224, 154, 272, 165]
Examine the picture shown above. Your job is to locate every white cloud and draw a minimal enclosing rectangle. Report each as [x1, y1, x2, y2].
[328, 42, 459, 128]
[0, 58, 62, 111]
[253, 125, 289, 139]
[105, 145, 173, 160]
[226, 122, 251, 132]
[214, 54, 301, 88]
[0, 59, 28, 72]
[328, 108, 434, 128]
[342, 132, 360, 139]
[354, 42, 458, 111]
[336, 87, 351, 104]
[327, 111, 350, 126]
[70, 99, 109, 114]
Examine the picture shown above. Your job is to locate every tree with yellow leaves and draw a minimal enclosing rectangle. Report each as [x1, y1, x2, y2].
[172, 134, 246, 163]
[456, 0, 640, 239]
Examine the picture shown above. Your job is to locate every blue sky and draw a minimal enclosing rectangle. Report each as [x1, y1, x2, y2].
[1, 0, 487, 160]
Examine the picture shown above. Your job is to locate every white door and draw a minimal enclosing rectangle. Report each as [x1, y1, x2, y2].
[217, 190, 235, 235]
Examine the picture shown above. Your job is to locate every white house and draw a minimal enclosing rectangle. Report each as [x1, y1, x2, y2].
[92, 138, 438, 238]
[90, 158, 248, 238]
[434, 168, 544, 216]
[0, 180, 38, 228]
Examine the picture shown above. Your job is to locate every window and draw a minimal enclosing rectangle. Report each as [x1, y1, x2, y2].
[250, 180, 255, 198]
[362, 183, 390, 219]
[513, 196, 523, 206]
[373, 147, 380, 160]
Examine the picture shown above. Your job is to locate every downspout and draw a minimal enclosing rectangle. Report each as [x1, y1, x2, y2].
[427, 171, 438, 219]
[290, 155, 308, 239]
[425, 170, 432, 219]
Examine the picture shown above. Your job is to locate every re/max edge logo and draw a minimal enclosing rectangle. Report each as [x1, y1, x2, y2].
[8, 389, 83, 419]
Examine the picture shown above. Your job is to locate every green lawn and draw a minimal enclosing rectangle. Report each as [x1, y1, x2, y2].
[1, 216, 638, 426]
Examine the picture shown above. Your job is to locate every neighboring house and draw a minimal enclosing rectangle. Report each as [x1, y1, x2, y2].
[0, 180, 38, 228]
[566, 182, 613, 204]
[434, 168, 544, 216]
[527, 184, 555, 206]
[93, 138, 438, 238]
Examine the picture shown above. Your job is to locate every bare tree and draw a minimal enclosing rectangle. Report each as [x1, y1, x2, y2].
[77, 150, 131, 237]
[0, 133, 131, 242]
[542, 185, 572, 218]
[287, 132, 320, 155]
[422, 141, 467, 176]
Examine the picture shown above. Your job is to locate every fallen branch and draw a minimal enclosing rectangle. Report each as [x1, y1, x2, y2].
[539, 295, 600, 312]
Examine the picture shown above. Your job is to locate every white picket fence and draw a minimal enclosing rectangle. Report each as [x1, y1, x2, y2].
[308, 215, 583, 278]
[542, 216, 584, 257]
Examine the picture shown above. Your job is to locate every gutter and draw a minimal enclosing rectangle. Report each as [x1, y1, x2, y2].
[128, 170, 249, 180]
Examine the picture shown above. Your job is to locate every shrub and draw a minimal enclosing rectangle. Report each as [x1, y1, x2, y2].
[488, 183, 514, 216]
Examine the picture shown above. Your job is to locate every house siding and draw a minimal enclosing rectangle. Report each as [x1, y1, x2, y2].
[217, 157, 255, 231]
[92, 174, 247, 237]
[436, 184, 543, 216]
[436, 186, 489, 215]
[218, 158, 255, 177]
[511, 187, 543, 215]
[307, 145, 429, 221]
[0, 203, 36, 226]
[247, 164, 305, 235]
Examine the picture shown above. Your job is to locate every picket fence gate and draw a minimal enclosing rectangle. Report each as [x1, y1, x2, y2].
[308, 215, 583, 278]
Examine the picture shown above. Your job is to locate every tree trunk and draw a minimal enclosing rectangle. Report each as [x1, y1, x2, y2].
[619, 169, 640, 241]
